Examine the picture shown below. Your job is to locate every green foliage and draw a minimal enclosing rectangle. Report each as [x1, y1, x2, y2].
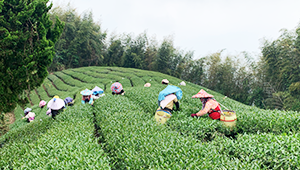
[1, 105, 111, 169]
[104, 38, 124, 66]
[0, 112, 8, 136]
[260, 28, 300, 110]
[0, 0, 64, 113]
[48, 5, 106, 71]
[156, 38, 174, 74]
[2, 66, 300, 169]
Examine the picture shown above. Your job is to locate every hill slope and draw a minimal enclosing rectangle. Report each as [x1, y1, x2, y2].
[1, 66, 300, 169]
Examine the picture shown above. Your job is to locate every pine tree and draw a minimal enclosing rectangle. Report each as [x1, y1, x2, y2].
[0, 0, 64, 113]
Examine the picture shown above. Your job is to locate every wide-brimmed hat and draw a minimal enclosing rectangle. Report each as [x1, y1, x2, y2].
[192, 89, 214, 98]
[144, 83, 151, 87]
[80, 89, 93, 96]
[92, 86, 104, 95]
[47, 98, 65, 110]
[24, 108, 32, 114]
[179, 81, 186, 86]
[111, 82, 123, 93]
[64, 97, 73, 104]
[162, 79, 169, 84]
[39, 100, 47, 107]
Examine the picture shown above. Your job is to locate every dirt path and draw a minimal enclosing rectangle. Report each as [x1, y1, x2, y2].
[5, 112, 15, 125]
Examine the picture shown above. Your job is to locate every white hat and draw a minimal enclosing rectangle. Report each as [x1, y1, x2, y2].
[162, 79, 169, 84]
[179, 81, 186, 86]
[47, 98, 65, 110]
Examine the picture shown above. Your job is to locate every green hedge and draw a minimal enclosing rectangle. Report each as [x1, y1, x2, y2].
[1, 105, 111, 169]
[94, 95, 235, 169]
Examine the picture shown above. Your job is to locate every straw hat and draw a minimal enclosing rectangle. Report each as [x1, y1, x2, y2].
[192, 89, 214, 98]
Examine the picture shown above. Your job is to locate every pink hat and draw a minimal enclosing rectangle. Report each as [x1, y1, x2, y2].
[39, 100, 47, 107]
[144, 83, 151, 87]
[162, 79, 169, 84]
[192, 89, 214, 98]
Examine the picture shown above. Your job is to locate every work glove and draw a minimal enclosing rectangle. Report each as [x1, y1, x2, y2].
[191, 114, 198, 118]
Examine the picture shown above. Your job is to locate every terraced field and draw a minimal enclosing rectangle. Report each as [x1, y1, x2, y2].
[1, 66, 300, 169]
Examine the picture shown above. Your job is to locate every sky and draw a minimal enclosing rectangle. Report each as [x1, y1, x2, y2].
[50, 0, 300, 59]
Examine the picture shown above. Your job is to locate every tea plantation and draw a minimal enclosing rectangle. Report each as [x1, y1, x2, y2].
[1, 66, 300, 169]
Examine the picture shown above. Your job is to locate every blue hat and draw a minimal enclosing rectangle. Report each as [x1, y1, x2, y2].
[80, 89, 93, 95]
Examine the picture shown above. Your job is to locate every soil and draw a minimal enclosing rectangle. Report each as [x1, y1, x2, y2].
[4, 112, 15, 125]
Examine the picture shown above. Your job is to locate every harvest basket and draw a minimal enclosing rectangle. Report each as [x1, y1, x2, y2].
[220, 110, 237, 127]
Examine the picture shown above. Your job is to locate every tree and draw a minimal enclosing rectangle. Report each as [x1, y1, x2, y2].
[0, 0, 64, 113]
[181, 56, 205, 85]
[155, 38, 174, 74]
[122, 33, 147, 69]
[144, 37, 158, 70]
[48, 5, 106, 70]
[104, 36, 125, 67]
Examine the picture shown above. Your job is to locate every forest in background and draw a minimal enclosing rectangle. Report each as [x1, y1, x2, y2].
[48, 5, 300, 111]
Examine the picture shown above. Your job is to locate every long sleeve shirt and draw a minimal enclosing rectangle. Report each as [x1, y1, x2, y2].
[197, 99, 219, 116]
[81, 97, 93, 104]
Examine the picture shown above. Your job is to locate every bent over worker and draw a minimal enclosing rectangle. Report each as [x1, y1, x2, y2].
[47, 97, 65, 119]
[22, 108, 35, 122]
[155, 85, 182, 124]
[191, 89, 221, 120]
[80, 89, 94, 105]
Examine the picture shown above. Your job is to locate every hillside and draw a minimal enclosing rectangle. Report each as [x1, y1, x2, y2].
[1, 66, 300, 169]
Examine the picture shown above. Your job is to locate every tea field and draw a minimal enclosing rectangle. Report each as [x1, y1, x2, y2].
[1, 66, 300, 169]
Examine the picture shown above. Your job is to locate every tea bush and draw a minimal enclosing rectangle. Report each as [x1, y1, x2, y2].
[2, 66, 300, 169]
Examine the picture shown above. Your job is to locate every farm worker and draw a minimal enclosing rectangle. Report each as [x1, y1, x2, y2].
[111, 82, 125, 95]
[161, 79, 169, 85]
[191, 89, 221, 120]
[144, 83, 151, 87]
[92, 86, 105, 100]
[22, 108, 36, 122]
[155, 85, 182, 124]
[39, 100, 47, 108]
[80, 89, 94, 105]
[47, 97, 65, 119]
[64, 97, 74, 106]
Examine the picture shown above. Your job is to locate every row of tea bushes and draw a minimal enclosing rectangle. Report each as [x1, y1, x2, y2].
[93, 94, 256, 169]
[47, 74, 78, 92]
[1, 105, 111, 169]
[102, 87, 300, 169]
[54, 72, 87, 88]
[125, 85, 300, 140]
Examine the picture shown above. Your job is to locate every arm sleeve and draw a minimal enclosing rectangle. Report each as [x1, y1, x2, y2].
[197, 100, 214, 116]
[89, 98, 94, 104]
[81, 100, 85, 104]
